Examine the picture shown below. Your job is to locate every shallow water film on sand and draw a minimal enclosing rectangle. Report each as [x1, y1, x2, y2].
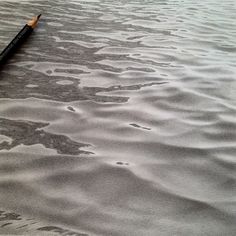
[0, 0, 236, 235]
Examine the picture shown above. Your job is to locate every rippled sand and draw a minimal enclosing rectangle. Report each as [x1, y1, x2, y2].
[0, 0, 236, 235]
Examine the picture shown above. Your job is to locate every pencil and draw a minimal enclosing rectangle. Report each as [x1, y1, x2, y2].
[0, 14, 41, 66]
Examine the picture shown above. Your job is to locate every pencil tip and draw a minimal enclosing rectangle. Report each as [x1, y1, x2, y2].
[37, 14, 42, 19]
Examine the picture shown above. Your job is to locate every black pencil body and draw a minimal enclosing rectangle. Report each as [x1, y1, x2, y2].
[0, 15, 41, 67]
[0, 24, 33, 65]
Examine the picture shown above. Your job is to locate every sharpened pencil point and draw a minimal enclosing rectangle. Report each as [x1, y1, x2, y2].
[1, 15, 41, 66]
[27, 14, 41, 28]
